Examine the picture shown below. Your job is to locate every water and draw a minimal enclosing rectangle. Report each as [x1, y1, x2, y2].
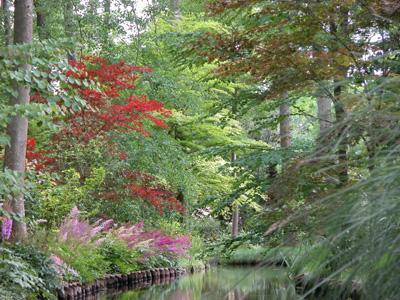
[103, 266, 300, 300]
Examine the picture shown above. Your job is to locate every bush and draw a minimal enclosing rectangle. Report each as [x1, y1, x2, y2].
[0, 243, 59, 299]
[56, 243, 109, 283]
[97, 238, 140, 274]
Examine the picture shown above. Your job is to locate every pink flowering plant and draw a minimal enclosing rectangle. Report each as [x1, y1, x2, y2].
[58, 207, 114, 244]
[0, 202, 13, 241]
[58, 207, 190, 257]
[1, 218, 12, 241]
[54, 207, 191, 280]
[113, 222, 191, 257]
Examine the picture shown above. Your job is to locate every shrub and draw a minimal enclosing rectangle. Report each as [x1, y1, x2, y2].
[97, 238, 140, 274]
[0, 244, 59, 299]
[56, 243, 109, 283]
[54, 208, 192, 282]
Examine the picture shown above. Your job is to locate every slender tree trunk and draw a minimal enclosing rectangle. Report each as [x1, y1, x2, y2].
[231, 152, 239, 238]
[104, 0, 111, 28]
[101, 0, 113, 53]
[34, 0, 46, 40]
[170, 0, 181, 20]
[4, 0, 33, 242]
[232, 206, 239, 238]
[64, 0, 75, 60]
[329, 12, 349, 186]
[266, 99, 291, 182]
[231, 96, 240, 238]
[333, 84, 348, 185]
[316, 95, 332, 156]
[317, 96, 332, 135]
[2, 0, 12, 45]
[279, 103, 291, 149]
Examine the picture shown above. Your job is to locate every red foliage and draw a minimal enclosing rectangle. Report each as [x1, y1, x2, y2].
[26, 137, 56, 172]
[53, 56, 170, 142]
[123, 171, 184, 215]
[128, 184, 184, 215]
[29, 56, 171, 170]
[27, 56, 183, 214]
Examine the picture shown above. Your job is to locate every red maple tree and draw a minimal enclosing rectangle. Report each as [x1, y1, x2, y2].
[28, 56, 183, 214]
[57, 56, 170, 142]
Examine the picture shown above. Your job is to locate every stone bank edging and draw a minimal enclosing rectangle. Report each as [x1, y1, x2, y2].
[59, 265, 210, 299]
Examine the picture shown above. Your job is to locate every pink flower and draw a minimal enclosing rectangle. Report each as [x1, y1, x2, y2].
[1, 218, 12, 240]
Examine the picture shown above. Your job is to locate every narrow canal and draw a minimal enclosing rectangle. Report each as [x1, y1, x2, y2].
[101, 266, 300, 300]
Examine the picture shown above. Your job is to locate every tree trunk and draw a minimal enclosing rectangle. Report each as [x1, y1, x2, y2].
[63, 0, 75, 60]
[102, 0, 112, 51]
[4, 0, 33, 242]
[104, 0, 111, 29]
[330, 13, 349, 186]
[317, 96, 332, 135]
[232, 205, 239, 238]
[34, 0, 46, 40]
[231, 152, 239, 238]
[279, 103, 291, 149]
[2, 0, 12, 45]
[316, 95, 332, 156]
[333, 84, 348, 185]
[170, 0, 181, 20]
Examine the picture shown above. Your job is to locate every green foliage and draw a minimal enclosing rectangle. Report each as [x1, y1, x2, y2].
[0, 244, 59, 299]
[29, 167, 105, 227]
[97, 239, 141, 274]
[55, 242, 109, 283]
[2, 0, 399, 299]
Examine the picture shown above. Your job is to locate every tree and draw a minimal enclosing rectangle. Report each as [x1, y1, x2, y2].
[170, 0, 181, 20]
[102, 0, 111, 50]
[63, 0, 75, 59]
[1, 0, 12, 45]
[198, 0, 378, 185]
[34, 0, 47, 40]
[316, 90, 333, 164]
[3, 0, 33, 241]
[231, 152, 239, 238]
[317, 96, 332, 145]
[279, 100, 291, 149]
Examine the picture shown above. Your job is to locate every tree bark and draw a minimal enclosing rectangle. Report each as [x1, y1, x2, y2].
[316, 95, 332, 156]
[2, 0, 12, 45]
[231, 151, 239, 238]
[170, 0, 181, 20]
[63, 0, 75, 60]
[317, 96, 332, 135]
[329, 11, 349, 186]
[4, 0, 33, 242]
[34, 0, 46, 40]
[333, 84, 348, 185]
[104, 0, 111, 29]
[279, 103, 291, 149]
[102, 0, 112, 50]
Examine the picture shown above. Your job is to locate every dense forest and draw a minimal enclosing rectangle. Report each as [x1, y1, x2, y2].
[0, 0, 399, 299]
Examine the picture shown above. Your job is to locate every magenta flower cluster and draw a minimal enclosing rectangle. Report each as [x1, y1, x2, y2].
[1, 218, 12, 240]
[58, 207, 191, 257]
[58, 207, 114, 243]
[114, 223, 191, 256]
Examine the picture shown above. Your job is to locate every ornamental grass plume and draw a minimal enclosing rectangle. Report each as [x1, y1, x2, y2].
[58, 208, 191, 257]
[58, 207, 114, 243]
[114, 223, 191, 256]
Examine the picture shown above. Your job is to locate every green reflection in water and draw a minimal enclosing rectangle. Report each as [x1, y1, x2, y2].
[104, 266, 301, 300]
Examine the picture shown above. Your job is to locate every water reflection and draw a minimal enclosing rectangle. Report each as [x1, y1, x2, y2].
[104, 267, 300, 300]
